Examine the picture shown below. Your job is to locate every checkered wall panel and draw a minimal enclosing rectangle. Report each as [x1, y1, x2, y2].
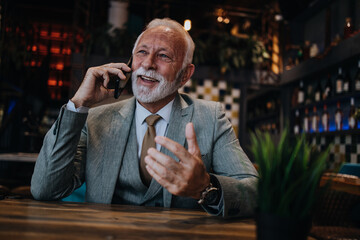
[179, 79, 241, 135]
[309, 133, 360, 170]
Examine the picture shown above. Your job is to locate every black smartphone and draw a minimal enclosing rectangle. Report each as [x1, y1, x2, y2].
[114, 57, 132, 99]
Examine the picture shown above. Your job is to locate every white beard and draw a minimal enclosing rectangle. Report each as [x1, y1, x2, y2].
[131, 67, 183, 103]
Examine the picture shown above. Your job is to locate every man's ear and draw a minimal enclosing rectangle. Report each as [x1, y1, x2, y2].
[181, 64, 195, 86]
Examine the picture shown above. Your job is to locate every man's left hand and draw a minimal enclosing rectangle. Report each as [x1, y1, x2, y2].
[145, 122, 210, 199]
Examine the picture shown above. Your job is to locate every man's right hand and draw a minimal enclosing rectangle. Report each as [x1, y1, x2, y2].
[71, 63, 132, 108]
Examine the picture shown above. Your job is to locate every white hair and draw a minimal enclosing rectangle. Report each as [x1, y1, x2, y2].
[132, 18, 195, 69]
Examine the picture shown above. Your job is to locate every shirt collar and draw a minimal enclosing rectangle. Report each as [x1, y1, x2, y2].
[135, 99, 175, 125]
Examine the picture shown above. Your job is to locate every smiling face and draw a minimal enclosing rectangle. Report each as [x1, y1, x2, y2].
[131, 26, 189, 112]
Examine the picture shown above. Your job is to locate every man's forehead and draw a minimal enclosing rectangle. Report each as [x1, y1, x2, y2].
[138, 26, 184, 47]
[146, 25, 175, 35]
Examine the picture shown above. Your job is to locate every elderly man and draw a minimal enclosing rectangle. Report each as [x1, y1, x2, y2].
[31, 18, 258, 218]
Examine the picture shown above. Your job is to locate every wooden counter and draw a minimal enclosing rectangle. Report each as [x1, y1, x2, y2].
[0, 199, 256, 239]
[320, 173, 360, 196]
[0, 153, 38, 162]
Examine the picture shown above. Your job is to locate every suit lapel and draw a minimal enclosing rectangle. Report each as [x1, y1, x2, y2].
[100, 97, 136, 203]
[162, 94, 193, 162]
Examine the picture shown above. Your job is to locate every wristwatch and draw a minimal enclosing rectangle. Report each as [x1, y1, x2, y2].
[198, 180, 220, 205]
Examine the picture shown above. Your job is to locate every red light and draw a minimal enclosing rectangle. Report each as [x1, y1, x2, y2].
[32, 45, 37, 51]
[55, 63, 64, 70]
[51, 32, 61, 38]
[48, 79, 57, 86]
[51, 47, 60, 54]
[40, 30, 48, 37]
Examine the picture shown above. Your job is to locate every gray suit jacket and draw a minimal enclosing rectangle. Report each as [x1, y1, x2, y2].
[31, 93, 258, 218]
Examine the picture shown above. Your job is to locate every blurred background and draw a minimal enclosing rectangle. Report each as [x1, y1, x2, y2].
[0, 0, 359, 164]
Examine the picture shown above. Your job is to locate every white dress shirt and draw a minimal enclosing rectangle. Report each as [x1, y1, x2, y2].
[66, 100, 90, 113]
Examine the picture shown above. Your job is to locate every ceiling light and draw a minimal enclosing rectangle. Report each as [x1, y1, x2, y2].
[184, 19, 191, 31]
[274, 14, 283, 21]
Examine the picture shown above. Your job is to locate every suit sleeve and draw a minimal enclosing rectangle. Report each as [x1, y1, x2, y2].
[31, 105, 88, 200]
[201, 102, 258, 218]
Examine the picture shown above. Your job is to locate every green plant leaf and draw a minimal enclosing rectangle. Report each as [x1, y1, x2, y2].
[249, 128, 329, 218]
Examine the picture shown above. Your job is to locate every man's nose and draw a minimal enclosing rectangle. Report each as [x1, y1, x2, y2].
[141, 54, 157, 70]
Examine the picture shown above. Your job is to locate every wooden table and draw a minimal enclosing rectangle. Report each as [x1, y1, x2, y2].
[0, 153, 38, 162]
[0, 199, 257, 239]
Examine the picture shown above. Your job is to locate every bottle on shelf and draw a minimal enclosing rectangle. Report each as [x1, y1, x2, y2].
[343, 70, 351, 94]
[348, 97, 357, 129]
[323, 73, 332, 100]
[305, 84, 313, 105]
[294, 110, 301, 134]
[266, 97, 276, 113]
[311, 106, 319, 132]
[343, 17, 354, 39]
[314, 80, 322, 102]
[335, 101, 343, 131]
[304, 108, 310, 133]
[303, 40, 310, 60]
[335, 67, 344, 95]
[296, 47, 303, 65]
[321, 104, 330, 132]
[298, 80, 305, 105]
[355, 60, 360, 91]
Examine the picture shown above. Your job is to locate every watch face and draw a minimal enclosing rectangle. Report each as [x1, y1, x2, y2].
[204, 189, 219, 205]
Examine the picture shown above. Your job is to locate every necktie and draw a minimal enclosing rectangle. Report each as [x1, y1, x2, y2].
[140, 114, 162, 186]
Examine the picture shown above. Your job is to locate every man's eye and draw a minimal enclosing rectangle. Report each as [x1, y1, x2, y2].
[159, 54, 169, 59]
[159, 54, 172, 61]
[137, 50, 147, 55]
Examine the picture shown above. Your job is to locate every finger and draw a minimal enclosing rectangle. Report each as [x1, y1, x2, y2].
[102, 67, 128, 81]
[100, 70, 111, 88]
[154, 136, 193, 163]
[144, 155, 174, 182]
[103, 63, 132, 72]
[145, 164, 171, 189]
[145, 158, 182, 196]
[147, 148, 179, 169]
[146, 160, 193, 197]
[185, 122, 201, 157]
[87, 67, 111, 86]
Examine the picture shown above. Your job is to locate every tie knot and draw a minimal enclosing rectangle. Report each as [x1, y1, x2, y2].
[145, 115, 161, 126]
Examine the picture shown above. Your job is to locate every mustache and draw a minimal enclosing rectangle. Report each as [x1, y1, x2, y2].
[132, 67, 165, 82]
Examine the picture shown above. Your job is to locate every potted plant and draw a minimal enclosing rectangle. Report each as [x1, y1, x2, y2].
[249, 129, 329, 240]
